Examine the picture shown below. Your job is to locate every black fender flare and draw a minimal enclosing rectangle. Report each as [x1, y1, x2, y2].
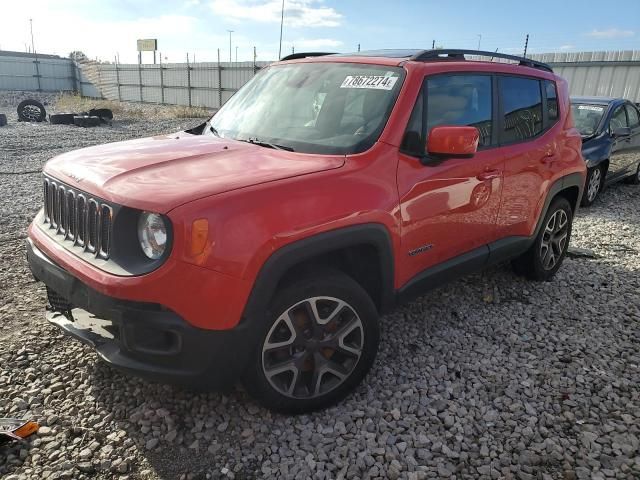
[241, 223, 396, 325]
[533, 172, 584, 239]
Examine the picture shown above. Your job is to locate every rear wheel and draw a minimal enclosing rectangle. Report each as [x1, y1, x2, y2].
[581, 165, 604, 206]
[243, 270, 379, 413]
[512, 197, 573, 281]
[625, 162, 640, 185]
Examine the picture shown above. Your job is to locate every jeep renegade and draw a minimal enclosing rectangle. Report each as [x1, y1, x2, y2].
[27, 49, 586, 412]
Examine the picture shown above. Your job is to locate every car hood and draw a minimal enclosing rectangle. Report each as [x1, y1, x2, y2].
[44, 132, 345, 213]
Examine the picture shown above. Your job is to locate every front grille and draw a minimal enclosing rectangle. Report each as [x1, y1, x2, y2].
[42, 177, 113, 260]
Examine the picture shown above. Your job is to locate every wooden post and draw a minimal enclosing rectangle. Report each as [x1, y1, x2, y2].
[114, 57, 121, 102]
[217, 49, 222, 108]
[159, 54, 165, 104]
[186, 53, 192, 107]
[138, 61, 143, 102]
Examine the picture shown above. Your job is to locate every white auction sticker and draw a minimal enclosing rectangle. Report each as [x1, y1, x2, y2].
[340, 75, 398, 90]
[577, 105, 604, 112]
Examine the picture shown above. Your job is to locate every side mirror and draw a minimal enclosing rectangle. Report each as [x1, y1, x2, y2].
[427, 126, 479, 158]
[611, 127, 631, 138]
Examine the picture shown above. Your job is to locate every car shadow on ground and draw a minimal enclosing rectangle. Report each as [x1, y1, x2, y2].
[83, 252, 640, 479]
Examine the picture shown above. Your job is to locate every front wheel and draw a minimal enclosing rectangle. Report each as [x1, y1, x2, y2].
[581, 165, 604, 206]
[243, 270, 380, 413]
[512, 197, 573, 281]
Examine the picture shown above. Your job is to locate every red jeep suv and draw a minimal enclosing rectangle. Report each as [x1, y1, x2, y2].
[27, 49, 585, 412]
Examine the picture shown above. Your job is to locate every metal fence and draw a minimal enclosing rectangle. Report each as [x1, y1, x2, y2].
[531, 50, 640, 102]
[0, 51, 100, 97]
[95, 60, 271, 109]
[3, 49, 640, 105]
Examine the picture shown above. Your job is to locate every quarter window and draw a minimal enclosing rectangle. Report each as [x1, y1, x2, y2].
[626, 104, 640, 128]
[544, 80, 559, 123]
[500, 76, 543, 143]
[426, 75, 493, 147]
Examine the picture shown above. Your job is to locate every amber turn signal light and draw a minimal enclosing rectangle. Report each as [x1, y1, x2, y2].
[190, 219, 209, 256]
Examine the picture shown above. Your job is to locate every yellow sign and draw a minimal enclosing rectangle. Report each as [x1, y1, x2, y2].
[137, 39, 158, 52]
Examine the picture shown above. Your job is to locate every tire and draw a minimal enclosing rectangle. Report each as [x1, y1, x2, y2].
[242, 269, 380, 413]
[625, 162, 640, 185]
[17, 99, 46, 122]
[581, 165, 604, 207]
[89, 108, 113, 122]
[0, 114, 6, 127]
[73, 115, 101, 128]
[512, 197, 573, 281]
[49, 113, 76, 125]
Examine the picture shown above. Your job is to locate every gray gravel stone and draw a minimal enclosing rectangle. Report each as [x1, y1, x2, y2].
[1, 95, 640, 480]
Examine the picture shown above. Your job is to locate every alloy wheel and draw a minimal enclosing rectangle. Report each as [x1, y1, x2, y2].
[587, 168, 601, 202]
[22, 105, 43, 122]
[262, 296, 364, 399]
[540, 209, 569, 270]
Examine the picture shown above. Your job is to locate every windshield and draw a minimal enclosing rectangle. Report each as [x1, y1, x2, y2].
[570, 103, 606, 136]
[208, 62, 404, 154]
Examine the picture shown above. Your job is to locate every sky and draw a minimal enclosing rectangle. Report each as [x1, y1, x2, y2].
[1, 0, 639, 63]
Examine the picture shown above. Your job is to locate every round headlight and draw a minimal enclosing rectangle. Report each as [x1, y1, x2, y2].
[137, 212, 168, 260]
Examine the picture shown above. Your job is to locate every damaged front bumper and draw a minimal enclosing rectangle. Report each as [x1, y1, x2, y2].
[26, 238, 252, 389]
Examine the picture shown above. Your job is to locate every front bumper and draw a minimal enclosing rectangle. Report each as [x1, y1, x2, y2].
[27, 238, 254, 388]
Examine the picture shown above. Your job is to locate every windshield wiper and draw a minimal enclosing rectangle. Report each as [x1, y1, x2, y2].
[238, 137, 294, 152]
[209, 125, 221, 137]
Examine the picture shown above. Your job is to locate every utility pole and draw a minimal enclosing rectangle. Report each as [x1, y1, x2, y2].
[278, 0, 285, 59]
[29, 19, 41, 91]
[477, 34, 482, 50]
[432, 40, 435, 49]
[235, 46, 238, 62]
[523, 33, 529, 57]
[29, 19, 36, 54]
[357, 43, 360, 52]
[227, 30, 234, 63]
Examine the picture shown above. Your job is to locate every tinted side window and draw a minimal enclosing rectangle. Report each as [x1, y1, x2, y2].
[426, 75, 493, 147]
[500, 76, 543, 143]
[544, 80, 559, 123]
[626, 104, 640, 128]
[610, 106, 628, 130]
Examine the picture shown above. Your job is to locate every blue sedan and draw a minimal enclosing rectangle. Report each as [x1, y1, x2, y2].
[571, 96, 640, 206]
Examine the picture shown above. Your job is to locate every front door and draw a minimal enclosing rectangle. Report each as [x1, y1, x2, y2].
[608, 104, 634, 180]
[396, 73, 504, 285]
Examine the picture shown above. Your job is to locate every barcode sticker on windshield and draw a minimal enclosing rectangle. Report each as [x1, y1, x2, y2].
[340, 75, 398, 90]
[578, 105, 604, 112]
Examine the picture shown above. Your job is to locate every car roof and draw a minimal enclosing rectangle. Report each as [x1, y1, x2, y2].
[570, 96, 624, 106]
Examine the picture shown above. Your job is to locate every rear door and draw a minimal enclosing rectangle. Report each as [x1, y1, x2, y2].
[396, 73, 504, 283]
[625, 103, 640, 172]
[496, 76, 561, 240]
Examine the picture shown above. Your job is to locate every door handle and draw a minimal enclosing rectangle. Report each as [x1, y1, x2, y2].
[477, 169, 500, 181]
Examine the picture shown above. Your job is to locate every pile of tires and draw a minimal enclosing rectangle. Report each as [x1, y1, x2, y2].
[49, 108, 114, 128]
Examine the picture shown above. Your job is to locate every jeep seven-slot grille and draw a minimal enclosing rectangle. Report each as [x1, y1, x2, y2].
[42, 177, 113, 259]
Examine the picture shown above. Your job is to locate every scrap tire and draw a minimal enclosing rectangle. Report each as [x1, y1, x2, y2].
[17, 99, 46, 122]
[49, 113, 76, 125]
[0, 114, 7, 127]
[89, 108, 113, 122]
[73, 115, 101, 128]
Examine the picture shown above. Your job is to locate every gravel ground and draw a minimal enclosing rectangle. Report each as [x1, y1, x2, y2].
[1, 93, 639, 480]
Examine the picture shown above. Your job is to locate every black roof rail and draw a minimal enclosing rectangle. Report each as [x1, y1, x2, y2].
[279, 52, 336, 61]
[409, 49, 553, 73]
